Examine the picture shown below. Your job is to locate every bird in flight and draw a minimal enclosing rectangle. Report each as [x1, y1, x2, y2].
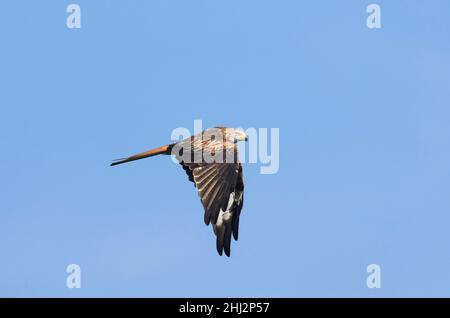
[111, 127, 248, 257]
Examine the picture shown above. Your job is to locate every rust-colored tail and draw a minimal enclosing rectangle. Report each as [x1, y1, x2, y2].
[111, 143, 175, 166]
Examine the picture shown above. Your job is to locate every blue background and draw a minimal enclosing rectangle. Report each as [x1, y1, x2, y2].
[1, 1, 450, 297]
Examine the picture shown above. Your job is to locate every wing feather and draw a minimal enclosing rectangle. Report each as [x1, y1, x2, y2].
[177, 142, 244, 256]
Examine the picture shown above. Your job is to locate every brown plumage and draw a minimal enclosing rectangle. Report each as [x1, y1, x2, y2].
[111, 127, 248, 256]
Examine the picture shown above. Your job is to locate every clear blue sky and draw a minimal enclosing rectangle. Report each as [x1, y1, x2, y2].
[1, 1, 450, 297]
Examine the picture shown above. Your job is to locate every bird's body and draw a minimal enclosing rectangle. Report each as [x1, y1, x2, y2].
[111, 127, 247, 256]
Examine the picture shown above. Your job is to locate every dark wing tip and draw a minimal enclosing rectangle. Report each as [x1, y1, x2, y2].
[204, 211, 211, 225]
[216, 243, 231, 257]
[223, 243, 231, 257]
[216, 230, 227, 256]
[214, 219, 234, 257]
[216, 242, 223, 256]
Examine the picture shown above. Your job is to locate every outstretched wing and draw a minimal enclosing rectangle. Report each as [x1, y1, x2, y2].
[180, 161, 244, 257]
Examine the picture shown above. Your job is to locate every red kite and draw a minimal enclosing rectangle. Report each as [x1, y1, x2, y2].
[111, 127, 248, 257]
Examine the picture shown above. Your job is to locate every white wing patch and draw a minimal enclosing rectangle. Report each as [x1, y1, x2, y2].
[213, 192, 235, 236]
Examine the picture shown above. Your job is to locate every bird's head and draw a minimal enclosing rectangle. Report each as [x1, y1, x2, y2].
[211, 127, 248, 144]
[229, 128, 248, 143]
